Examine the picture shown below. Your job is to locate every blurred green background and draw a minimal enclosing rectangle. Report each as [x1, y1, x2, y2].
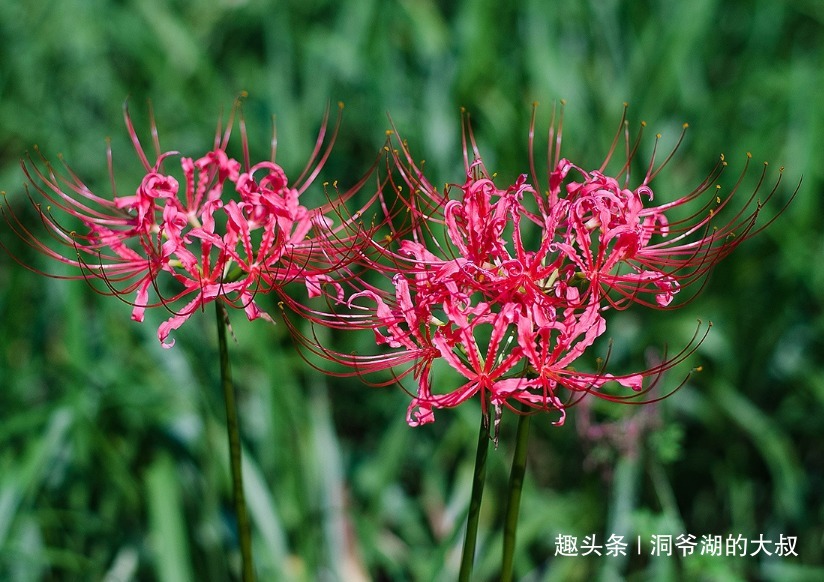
[1, 0, 822, 580]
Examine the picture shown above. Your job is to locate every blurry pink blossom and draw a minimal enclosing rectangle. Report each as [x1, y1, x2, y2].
[2, 100, 371, 347]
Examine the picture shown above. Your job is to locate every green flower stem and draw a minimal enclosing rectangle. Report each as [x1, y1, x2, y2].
[215, 303, 255, 582]
[458, 413, 490, 582]
[501, 410, 531, 582]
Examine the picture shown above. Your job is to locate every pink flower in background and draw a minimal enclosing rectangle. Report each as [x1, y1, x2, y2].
[2, 100, 371, 347]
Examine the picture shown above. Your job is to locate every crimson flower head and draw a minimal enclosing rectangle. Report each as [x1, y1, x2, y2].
[2, 99, 367, 347]
[536, 106, 790, 311]
[290, 104, 791, 427]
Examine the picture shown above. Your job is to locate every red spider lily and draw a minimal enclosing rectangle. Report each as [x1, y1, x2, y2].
[532, 104, 794, 309]
[2, 99, 376, 347]
[285, 103, 791, 427]
[275, 113, 657, 424]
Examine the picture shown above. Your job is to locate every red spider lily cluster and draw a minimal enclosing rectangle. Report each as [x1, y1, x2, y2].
[2, 100, 790, 426]
[2, 101, 373, 347]
[287, 105, 789, 427]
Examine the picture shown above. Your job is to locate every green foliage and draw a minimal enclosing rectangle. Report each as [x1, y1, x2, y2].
[2, 0, 823, 579]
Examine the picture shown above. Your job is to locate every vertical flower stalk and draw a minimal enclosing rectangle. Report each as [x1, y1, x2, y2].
[216, 302, 254, 581]
[458, 414, 490, 582]
[500, 407, 530, 582]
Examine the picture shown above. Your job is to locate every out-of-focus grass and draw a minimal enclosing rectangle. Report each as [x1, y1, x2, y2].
[1, 0, 823, 580]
